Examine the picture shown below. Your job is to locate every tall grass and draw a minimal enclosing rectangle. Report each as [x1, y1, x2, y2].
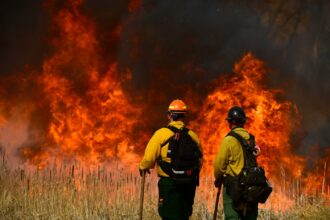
[0, 158, 329, 219]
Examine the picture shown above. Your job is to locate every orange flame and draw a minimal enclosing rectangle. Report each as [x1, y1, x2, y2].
[17, 0, 143, 166]
[0, 0, 328, 204]
[191, 53, 305, 185]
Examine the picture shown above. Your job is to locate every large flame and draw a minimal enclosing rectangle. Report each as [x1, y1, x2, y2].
[191, 53, 305, 185]
[9, 0, 143, 167]
[0, 0, 328, 202]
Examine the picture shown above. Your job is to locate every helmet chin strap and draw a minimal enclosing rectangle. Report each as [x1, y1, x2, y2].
[170, 113, 179, 121]
[167, 112, 174, 121]
[167, 112, 185, 122]
[167, 112, 177, 121]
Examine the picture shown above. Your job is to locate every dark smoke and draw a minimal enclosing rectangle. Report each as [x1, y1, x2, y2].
[0, 0, 49, 75]
[120, 1, 274, 91]
[117, 0, 330, 157]
[118, 0, 282, 129]
[266, 2, 330, 157]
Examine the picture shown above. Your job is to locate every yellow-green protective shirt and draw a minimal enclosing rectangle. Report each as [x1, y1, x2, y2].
[214, 127, 250, 179]
[139, 120, 203, 177]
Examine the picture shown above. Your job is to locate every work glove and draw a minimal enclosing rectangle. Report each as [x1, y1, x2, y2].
[139, 168, 150, 177]
[214, 176, 223, 188]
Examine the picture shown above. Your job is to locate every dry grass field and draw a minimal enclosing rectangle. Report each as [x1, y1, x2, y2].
[0, 159, 329, 220]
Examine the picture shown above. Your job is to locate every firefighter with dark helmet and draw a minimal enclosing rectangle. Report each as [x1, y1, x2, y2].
[139, 99, 203, 220]
[214, 106, 260, 220]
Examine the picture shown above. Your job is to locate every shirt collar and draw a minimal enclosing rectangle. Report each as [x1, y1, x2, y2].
[168, 120, 185, 128]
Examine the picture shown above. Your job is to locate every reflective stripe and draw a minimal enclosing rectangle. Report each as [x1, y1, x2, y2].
[172, 169, 185, 174]
[169, 105, 187, 110]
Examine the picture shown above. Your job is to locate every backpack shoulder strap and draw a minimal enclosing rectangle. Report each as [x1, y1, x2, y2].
[227, 131, 249, 147]
[184, 127, 203, 158]
[160, 136, 172, 148]
[167, 125, 181, 133]
[227, 131, 257, 168]
[160, 126, 179, 148]
[226, 131, 248, 168]
[158, 126, 179, 176]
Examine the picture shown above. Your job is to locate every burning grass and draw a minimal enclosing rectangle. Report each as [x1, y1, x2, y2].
[0, 158, 329, 220]
[0, 0, 329, 202]
[0, 1, 329, 219]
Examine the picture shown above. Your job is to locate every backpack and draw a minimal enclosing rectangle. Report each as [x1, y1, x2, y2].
[158, 126, 203, 185]
[224, 131, 272, 205]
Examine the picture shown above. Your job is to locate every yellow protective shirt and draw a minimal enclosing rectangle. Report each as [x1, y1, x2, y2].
[214, 127, 250, 179]
[139, 120, 203, 177]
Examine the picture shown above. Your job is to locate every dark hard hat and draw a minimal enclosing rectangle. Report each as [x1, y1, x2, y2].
[226, 106, 247, 124]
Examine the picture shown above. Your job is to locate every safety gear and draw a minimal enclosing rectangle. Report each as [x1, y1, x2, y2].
[139, 104, 202, 220]
[214, 127, 247, 178]
[224, 131, 272, 205]
[140, 121, 203, 177]
[158, 126, 202, 185]
[168, 99, 187, 113]
[226, 106, 247, 125]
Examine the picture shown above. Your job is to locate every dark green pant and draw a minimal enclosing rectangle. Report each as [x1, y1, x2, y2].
[158, 177, 196, 220]
[223, 187, 258, 220]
